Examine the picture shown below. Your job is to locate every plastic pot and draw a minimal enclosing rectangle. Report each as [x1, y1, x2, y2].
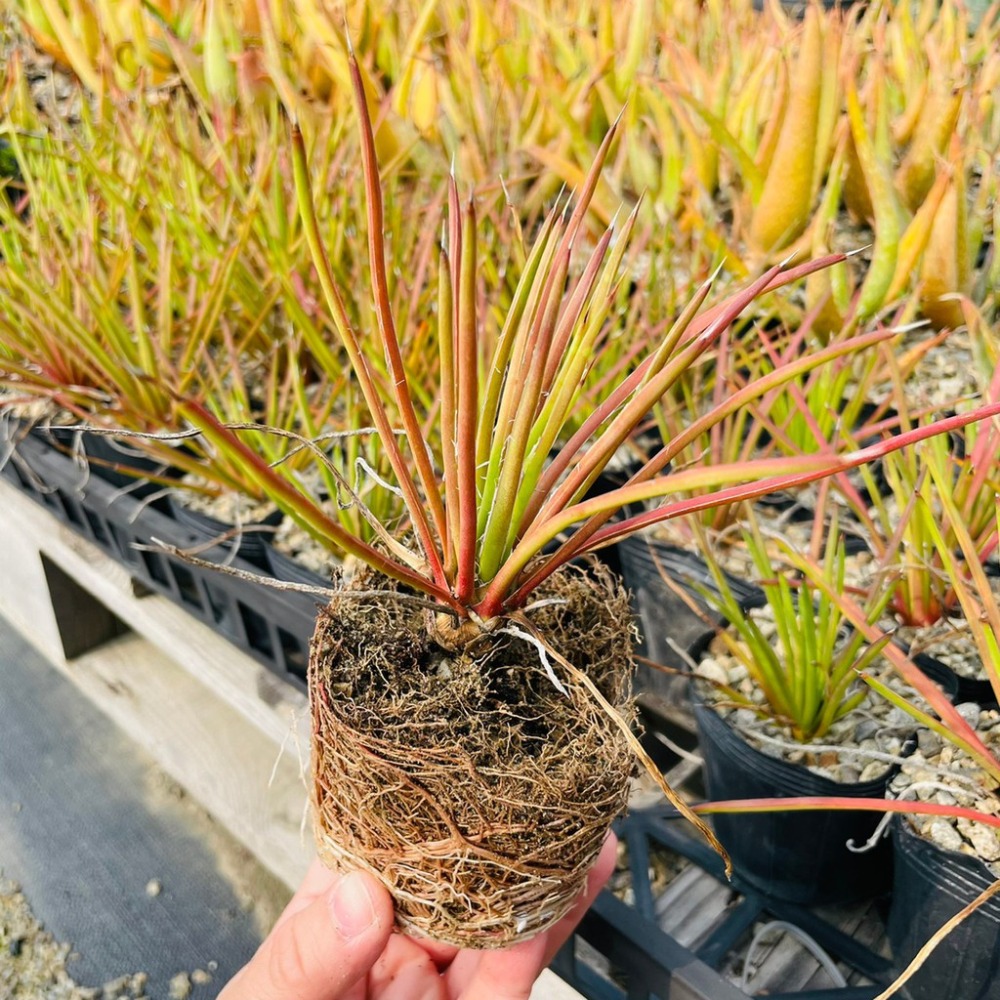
[25, 425, 178, 502]
[754, 0, 867, 13]
[618, 534, 765, 705]
[265, 543, 331, 588]
[166, 495, 281, 570]
[911, 651, 963, 703]
[929, 657, 993, 709]
[954, 674, 1000, 709]
[83, 434, 179, 499]
[756, 492, 871, 555]
[693, 686, 902, 905]
[892, 644, 971, 707]
[887, 815, 1000, 999]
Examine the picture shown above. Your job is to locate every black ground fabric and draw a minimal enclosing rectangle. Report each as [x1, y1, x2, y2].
[0, 614, 275, 995]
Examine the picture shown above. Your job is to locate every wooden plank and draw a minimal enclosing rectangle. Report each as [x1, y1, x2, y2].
[655, 865, 737, 948]
[0, 485, 68, 664]
[68, 630, 313, 889]
[0, 481, 307, 748]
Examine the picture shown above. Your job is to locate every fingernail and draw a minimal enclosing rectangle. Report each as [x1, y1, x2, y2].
[328, 872, 378, 940]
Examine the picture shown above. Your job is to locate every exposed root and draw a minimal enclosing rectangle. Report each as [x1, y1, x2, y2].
[309, 562, 635, 947]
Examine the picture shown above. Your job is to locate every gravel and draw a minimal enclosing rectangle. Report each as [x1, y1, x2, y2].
[271, 512, 337, 575]
[889, 706, 1000, 873]
[895, 619, 994, 682]
[0, 875, 147, 1000]
[1, 862, 224, 999]
[174, 474, 278, 526]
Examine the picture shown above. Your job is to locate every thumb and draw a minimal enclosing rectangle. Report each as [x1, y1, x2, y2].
[221, 870, 394, 1000]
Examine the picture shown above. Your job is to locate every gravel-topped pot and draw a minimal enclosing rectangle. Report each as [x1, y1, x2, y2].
[618, 532, 765, 708]
[692, 681, 903, 904]
[896, 623, 1000, 710]
[883, 697, 1000, 999]
[925, 651, 997, 710]
[887, 814, 1000, 999]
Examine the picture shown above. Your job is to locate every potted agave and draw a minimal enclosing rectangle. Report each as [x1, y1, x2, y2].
[862, 377, 1000, 708]
[873, 461, 1000, 1000]
[179, 55, 1000, 948]
[697, 456, 1000, 998]
[688, 510, 909, 904]
[617, 308, 898, 690]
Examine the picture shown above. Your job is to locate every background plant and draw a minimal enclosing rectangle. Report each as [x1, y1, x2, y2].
[11, 0, 998, 341]
[0, 49, 416, 532]
[851, 361, 1000, 627]
[697, 485, 1000, 822]
[695, 511, 893, 741]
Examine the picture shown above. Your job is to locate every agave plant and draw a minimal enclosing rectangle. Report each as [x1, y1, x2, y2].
[172, 48, 1000, 948]
[694, 458, 1000, 995]
[698, 446, 1000, 807]
[853, 362, 1000, 629]
[16, 0, 996, 339]
[0, 89, 257, 485]
[0, 53, 398, 520]
[695, 511, 894, 742]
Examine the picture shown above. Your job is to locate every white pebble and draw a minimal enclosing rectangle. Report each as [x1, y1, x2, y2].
[956, 703, 982, 727]
[694, 658, 728, 686]
[169, 973, 192, 1000]
[861, 762, 888, 782]
[928, 819, 964, 853]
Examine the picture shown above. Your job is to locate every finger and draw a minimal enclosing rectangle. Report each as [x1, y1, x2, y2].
[368, 934, 447, 1000]
[410, 936, 461, 972]
[541, 831, 618, 967]
[219, 870, 393, 1000]
[453, 933, 550, 1000]
[445, 831, 618, 998]
[271, 859, 342, 934]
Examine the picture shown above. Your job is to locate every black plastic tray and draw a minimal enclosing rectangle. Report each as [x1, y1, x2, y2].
[552, 708, 896, 999]
[554, 802, 894, 1000]
[3, 432, 319, 691]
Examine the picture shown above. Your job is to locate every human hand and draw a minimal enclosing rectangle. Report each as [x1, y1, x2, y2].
[219, 832, 617, 1000]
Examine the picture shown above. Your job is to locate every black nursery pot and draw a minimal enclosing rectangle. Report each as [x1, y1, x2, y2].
[955, 675, 1000, 710]
[693, 687, 899, 905]
[893, 644, 977, 707]
[914, 646, 996, 709]
[166, 495, 282, 570]
[887, 815, 1000, 1000]
[84, 434, 179, 500]
[911, 651, 962, 704]
[618, 534, 764, 707]
[756, 492, 872, 555]
[265, 543, 331, 588]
